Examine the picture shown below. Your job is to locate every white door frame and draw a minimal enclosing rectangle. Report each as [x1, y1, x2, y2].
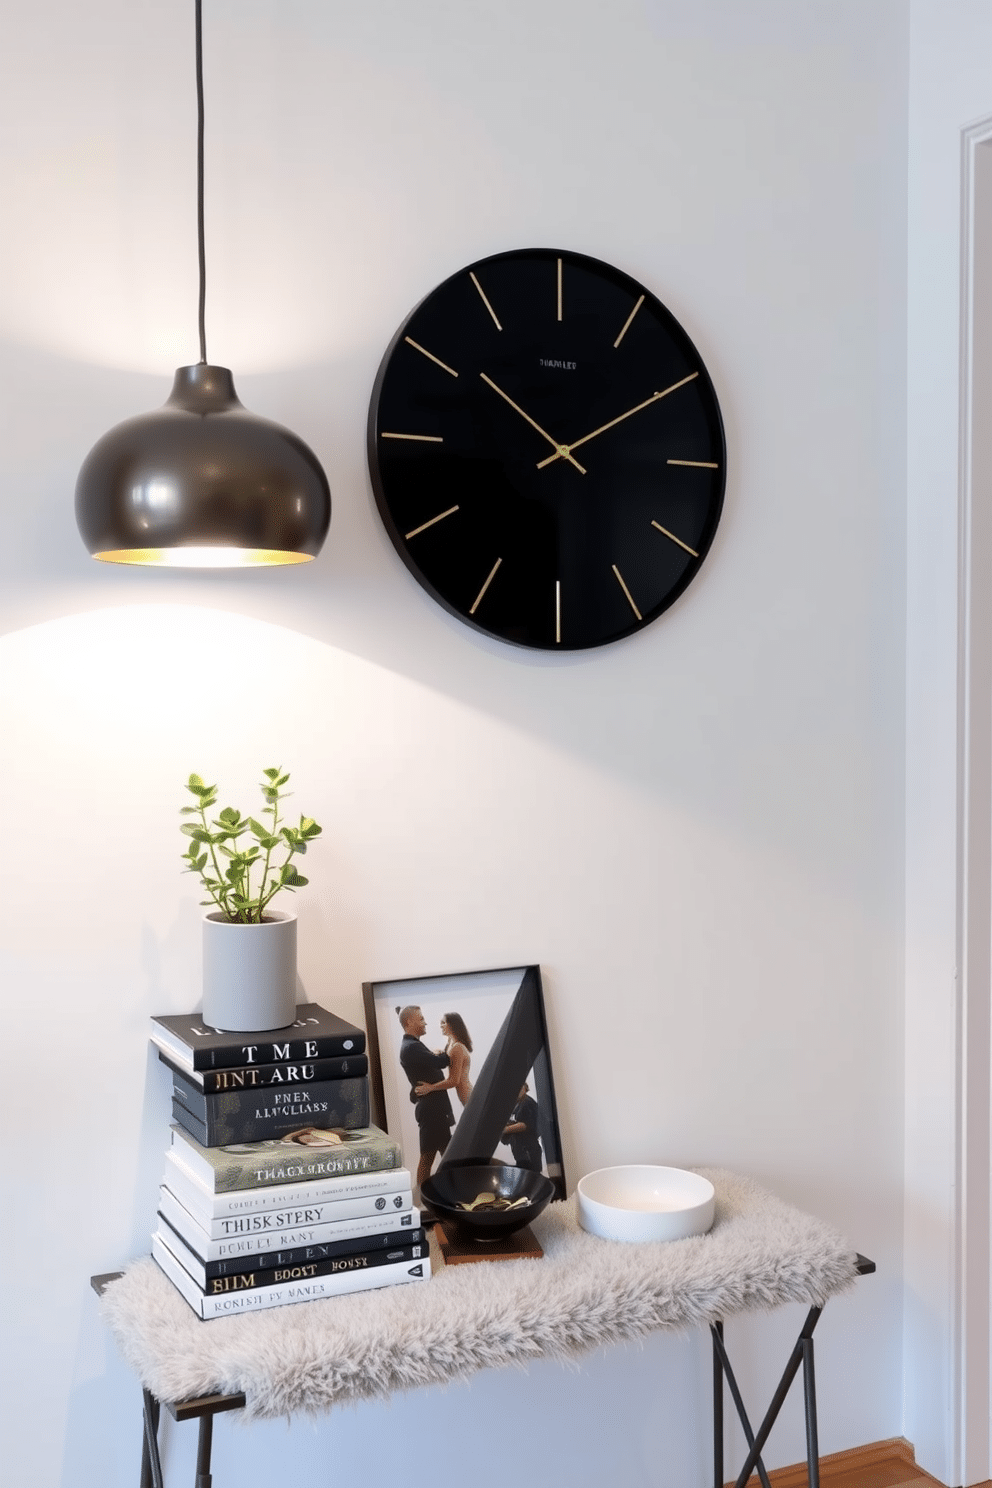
[904, 110, 992, 1488]
[950, 116, 992, 1488]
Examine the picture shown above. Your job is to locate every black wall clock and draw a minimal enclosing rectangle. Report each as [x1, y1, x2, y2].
[367, 248, 726, 650]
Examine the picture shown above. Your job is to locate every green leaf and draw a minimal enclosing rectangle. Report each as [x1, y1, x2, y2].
[182, 826, 214, 843]
[280, 866, 308, 886]
[262, 767, 281, 780]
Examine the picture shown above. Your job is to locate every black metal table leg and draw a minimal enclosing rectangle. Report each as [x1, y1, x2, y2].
[731, 1305, 822, 1488]
[713, 1322, 724, 1488]
[711, 1322, 773, 1488]
[709, 1256, 875, 1488]
[802, 1336, 819, 1488]
[166, 1388, 245, 1488]
[91, 1273, 246, 1488]
[141, 1389, 164, 1488]
[195, 1410, 213, 1488]
[139, 1402, 151, 1488]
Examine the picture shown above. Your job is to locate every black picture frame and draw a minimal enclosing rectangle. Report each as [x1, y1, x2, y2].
[362, 965, 565, 1200]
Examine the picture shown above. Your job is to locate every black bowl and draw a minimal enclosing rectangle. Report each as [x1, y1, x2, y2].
[422, 1162, 555, 1242]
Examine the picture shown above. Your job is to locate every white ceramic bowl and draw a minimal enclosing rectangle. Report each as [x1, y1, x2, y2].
[576, 1165, 716, 1242]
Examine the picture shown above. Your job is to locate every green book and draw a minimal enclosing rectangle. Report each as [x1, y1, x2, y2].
[171, 1121, 404, 1194]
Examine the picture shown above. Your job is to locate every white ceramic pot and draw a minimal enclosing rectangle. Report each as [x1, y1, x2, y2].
[201, 910, 298, 1032]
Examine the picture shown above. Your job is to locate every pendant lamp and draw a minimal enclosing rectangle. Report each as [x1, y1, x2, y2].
[75, 0, 330, 567]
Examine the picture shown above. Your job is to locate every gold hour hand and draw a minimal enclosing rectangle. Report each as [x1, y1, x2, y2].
[535, 371, 700, 469]
[480, 373, 587, 475]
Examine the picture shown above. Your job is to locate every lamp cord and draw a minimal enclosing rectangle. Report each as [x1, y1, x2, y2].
[195, 0, 207, 364]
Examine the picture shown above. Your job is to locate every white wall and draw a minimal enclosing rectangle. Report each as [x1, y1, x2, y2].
[0, 4, 909, 1486]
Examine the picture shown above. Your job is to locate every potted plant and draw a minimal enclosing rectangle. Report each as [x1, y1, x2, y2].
[181, 767, 322, 1031]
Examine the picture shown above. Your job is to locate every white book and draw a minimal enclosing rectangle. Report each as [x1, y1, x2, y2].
[159, 1182, 416, 1243]
[152, 1232, 431, 1319]
[165, 1149, 413, 1219]
[158, 1187, 421, 1262]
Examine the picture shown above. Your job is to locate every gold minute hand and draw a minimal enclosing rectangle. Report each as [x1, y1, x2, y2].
[535, 371, 700, 470]
[480, 373, 587, 475]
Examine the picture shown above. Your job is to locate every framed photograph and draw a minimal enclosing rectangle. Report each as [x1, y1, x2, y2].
[362, 965, 565, 1200]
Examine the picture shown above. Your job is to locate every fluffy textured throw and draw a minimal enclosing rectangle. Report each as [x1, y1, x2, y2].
[100, 1168, 860, 1420]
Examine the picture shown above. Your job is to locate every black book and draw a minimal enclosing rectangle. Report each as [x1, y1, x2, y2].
[157, 1049, 368, 1093]
[156, 1213, 425, 1283]
[157, 1223, 425, 1296]
[204, 1242, 425, 1295]
[171, 1072, 370, 1148]
[153, 1234, 429, 1318]
[151, 1003, 366, 1073]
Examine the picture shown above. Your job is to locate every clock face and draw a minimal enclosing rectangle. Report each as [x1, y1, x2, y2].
[367, 248, 726, 650]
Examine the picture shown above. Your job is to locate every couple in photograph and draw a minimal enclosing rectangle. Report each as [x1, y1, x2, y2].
[396, 1006, 473, 1190]
[397, 1005, 544, 1190]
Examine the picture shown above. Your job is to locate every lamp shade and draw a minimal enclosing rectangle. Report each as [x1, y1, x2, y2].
[75, 364, 331, 566]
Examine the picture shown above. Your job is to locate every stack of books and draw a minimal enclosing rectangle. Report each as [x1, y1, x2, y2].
[148, 1004, 429, 1318]
[154, 1002, 373, 1148]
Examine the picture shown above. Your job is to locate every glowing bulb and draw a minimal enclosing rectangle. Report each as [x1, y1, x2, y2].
[91, 546, 313, 567]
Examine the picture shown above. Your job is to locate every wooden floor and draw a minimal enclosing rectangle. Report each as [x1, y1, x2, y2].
[728, 1438, 992, 1488]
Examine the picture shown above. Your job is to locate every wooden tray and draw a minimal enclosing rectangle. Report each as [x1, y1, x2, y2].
[434, 1222, 543, 1264]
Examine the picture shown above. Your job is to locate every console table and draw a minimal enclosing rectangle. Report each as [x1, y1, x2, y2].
[94, 1168, 873, 1488]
